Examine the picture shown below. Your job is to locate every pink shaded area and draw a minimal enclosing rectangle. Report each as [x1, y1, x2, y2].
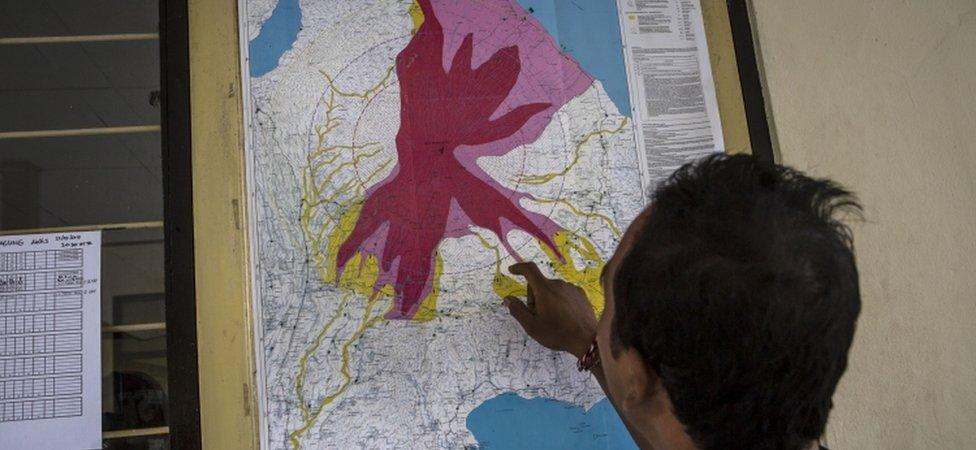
[335, 0, 593, 319]
[434, 0, 594, 158]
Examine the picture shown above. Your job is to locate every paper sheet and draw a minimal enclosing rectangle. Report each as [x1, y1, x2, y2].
[0, 231, 102, 450]
[239, 0, 727, 447]
[617, 0, 725, 191]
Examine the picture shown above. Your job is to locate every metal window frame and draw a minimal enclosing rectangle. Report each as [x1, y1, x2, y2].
[160, 0, 203, 448]
[726, 0, 776, 163]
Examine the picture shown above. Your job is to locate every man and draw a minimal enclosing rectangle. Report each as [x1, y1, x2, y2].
[504, 154, 861, 450]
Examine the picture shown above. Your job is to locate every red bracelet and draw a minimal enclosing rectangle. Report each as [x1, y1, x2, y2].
[576, 336, 600, 372]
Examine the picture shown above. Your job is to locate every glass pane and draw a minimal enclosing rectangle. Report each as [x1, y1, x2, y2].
[0, 0, 158, 36]
[1, 0, 173, 442]
[101, 227, 165, 325]
[0, 133, 163, 230]
[0, 41, 160, 133]
[100, 227, 167, 432]
[102, 330, 167, 432]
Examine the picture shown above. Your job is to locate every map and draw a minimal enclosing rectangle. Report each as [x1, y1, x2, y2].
[243, 0, 721, 448]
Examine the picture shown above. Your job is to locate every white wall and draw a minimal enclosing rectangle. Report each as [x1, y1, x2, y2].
[749, 0, 976, 447]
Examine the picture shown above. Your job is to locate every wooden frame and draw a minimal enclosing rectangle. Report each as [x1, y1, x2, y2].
[184, 0, 261, 448]
[702, 0, 753, 156]
[184, 0, 771, 447]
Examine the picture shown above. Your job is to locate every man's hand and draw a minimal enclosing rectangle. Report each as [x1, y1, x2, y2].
[506, 263, 656, 450]
[504, 262, 598, 359]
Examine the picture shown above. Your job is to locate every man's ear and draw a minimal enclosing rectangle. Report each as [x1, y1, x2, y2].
[618, 347, 656, 414]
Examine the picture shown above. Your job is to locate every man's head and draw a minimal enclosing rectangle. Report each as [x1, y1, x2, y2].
[597, 154, 862, 450]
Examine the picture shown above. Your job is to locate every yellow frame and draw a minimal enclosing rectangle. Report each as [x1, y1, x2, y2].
[188, 0, 259, 448]
[188, 0, 752, 447]
[702, 0, 752, 155]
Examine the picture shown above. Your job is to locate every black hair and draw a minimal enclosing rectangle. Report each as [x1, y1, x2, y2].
[612, 154, 861, 450]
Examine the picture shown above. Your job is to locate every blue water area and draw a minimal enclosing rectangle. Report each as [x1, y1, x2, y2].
[466, 392, 639, 449]
[248, 0, 302, 77]
[517, 0, 632, 116]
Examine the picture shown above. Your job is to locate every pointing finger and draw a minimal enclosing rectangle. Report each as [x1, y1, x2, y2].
[509, 262, 549, 288]
[503, 296, 535, 333]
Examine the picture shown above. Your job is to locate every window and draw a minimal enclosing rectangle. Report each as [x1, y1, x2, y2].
[0, 0, 197, 447]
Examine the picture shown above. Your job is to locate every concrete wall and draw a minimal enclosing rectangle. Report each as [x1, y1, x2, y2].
[749, 0, 976, 447]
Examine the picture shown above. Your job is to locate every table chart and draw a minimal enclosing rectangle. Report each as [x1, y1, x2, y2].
[0, 233, 101, 449]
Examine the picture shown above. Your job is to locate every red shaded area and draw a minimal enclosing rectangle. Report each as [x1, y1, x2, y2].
[336, 0, 560, 318]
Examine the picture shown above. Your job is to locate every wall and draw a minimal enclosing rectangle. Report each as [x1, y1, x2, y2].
[749, 0, 976, 447]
